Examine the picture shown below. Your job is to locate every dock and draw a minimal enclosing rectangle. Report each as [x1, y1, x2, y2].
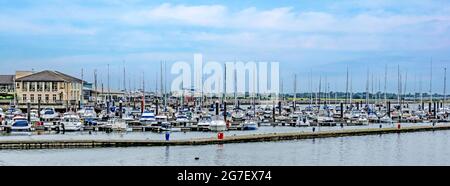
[1, 124, 449, 149]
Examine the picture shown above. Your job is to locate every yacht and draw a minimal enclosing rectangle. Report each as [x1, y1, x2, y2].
[79, 106, 97, 119]
[232, 109, 245, 122]
[41, 107, 60, 126]
[60, 112, 83, 131]
[10, 115, 31, 131]
[315, 116, 336, 126]
[380, 115, 394, 123]
[197, 115, 213, 131]
[209, 117, 227, 132]
[242, 119, 258, 130]
[139, 110, 156, 125]
[175, 112, 189, 126]
[296, 115, 311, 127]
[153, 115, 171, 129]
[106, 118, 129, 131]
[5, 107, 22, 120]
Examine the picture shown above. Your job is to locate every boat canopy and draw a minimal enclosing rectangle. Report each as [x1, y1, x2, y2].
[13, 120, 29, 127]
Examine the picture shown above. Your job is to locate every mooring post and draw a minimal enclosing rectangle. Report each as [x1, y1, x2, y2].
[272, 105, 276, 123]
[429, 102, 432, 114]
[223, 101, 227, 122]
[156, 99, 159, 115]
[215, 101, 219, 116]
[434, 102, 437, 118]
[387, 101, 391, 117]
[27, 100, 31, 123]
[278, 101, 282, 116]
[107, 100, 110, 115]
[38, 99, 41, 119]
[119, 100, 123, 118]
[340, 102, 344, 119]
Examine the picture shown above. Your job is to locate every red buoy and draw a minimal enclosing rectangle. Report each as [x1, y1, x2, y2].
[397, 123, 401, 129]
[218, 132, 224, 140]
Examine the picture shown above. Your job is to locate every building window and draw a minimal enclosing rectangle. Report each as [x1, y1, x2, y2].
[52, 82, 58, 92]
[22, 82, 28, 92]
[45, 94, 49, 103]
[38, 94, 42, 101]
[22, 94, 27, 102]
[30, 82, 36, 92]
[30, 94, 35, 103]
[53, 94, 57, 102]
[16, 83, 20, 89]
[37, 82, 43, 91]
[44, 82, 50, 92]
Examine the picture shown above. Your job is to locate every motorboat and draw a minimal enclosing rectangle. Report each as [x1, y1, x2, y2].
[197, 115, 213, 131]
[153, 115, 171, 128]
[106, 118, 129, 131]
[315, 116, 337, 126]
[10, 115, 31, 131]
[209, 117, 227, 132]
[139, 110, 156, 125]
[5, 107, 22, 120]
[175, 112, 189, 126]
[79, 106, 97, 119]
[380, 115, 393, 123]
[296, 115, 311, 127]
[242, 119, 258, 130]
[232, 109, 245, 122]
[60, 112, 83, 131]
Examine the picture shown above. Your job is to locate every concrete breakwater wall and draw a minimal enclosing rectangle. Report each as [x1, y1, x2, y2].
[1, 125, 449, 149]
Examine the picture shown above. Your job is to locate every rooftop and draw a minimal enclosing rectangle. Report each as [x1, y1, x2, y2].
[16, 70, 84, 83]
[0, 75, 15, 84]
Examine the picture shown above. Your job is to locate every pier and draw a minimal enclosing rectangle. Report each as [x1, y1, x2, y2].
[1, 124, 449, 149]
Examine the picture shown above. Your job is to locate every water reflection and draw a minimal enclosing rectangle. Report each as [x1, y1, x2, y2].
[164, 146, 170, 164]
[1, 130, 450, 165]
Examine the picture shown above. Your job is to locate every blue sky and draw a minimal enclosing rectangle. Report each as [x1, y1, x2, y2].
[0, 0, 449, 93]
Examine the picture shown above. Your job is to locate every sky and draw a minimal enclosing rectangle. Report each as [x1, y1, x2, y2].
[0, 0, 449, 94]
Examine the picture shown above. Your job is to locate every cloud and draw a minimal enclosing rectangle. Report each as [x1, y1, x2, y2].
[121, 3, 227, 27]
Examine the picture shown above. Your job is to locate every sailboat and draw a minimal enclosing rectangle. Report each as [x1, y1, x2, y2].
[243, 69, 259, 131]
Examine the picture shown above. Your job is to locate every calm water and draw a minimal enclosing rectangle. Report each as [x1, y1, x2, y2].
[1, 123, 450, 166]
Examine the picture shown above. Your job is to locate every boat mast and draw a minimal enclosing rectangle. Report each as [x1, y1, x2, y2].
[81, 68, 84, 110]
[142, 71, 145, 112]
[123, 60, 126, 92]
[318, 76, 321, 112]
[404, 70, 408, 108]
[371, 72, 374, 108]
[384, 65, 387, 106]
[253, 65, 256, 118]
[345, 66, 349, 105]
[420, 74, 423, 110]
[294, 74, 297, 111]
[107, 64, 111, 111]
[366, 68, 369, 106]
[397, 65, 400, 106]
[430, 59, 433, 103]
[309, 70, 313, 107]
[350, 73, 353, 106]
[444, 67, 447, 108]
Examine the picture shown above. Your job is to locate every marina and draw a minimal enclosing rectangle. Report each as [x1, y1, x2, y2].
[2, 128, 450, 166]
[0, 0, 450, 168]
[1, 123, 450, 149]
